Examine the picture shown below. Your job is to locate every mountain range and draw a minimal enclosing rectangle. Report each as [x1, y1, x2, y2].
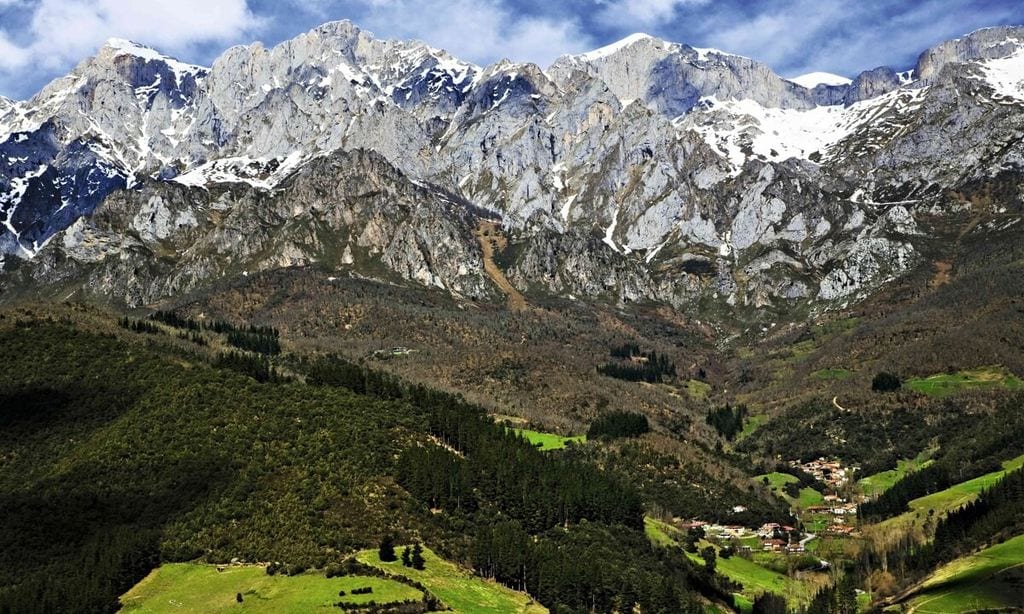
[1, 21, 1022, 315]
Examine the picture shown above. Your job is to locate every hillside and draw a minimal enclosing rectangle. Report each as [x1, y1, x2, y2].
[0, 305, 731, 613]
[899, 534, 1024, 613]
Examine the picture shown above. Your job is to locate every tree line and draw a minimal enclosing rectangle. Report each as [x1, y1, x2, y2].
[862, 466, 1024, 589]
[151, 310, 281, 354]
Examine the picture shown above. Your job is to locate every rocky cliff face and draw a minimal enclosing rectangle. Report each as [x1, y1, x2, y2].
[1, 22, 1023, 314]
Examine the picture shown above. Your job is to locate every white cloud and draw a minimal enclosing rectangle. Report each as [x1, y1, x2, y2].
[0, 32, 31, 70]
[352, 0, 593, 67]
[0, 0, 259, 76]
[690, 0, 1024, 78]
[597, 0, 709, 28]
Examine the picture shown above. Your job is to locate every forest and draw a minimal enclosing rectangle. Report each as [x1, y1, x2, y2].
[705, 404, 748, 441]
[0, 315, 721, 614]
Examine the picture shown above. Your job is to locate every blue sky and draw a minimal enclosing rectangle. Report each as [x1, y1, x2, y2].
[0, 0, 1022, 99]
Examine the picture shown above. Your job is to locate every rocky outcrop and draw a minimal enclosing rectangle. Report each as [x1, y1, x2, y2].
[10, 149, 489, 306]
[915, 26, 1024, 81]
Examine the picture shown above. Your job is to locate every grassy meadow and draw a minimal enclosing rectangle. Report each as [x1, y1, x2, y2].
[903, 534, 1024, 613]
[859, 448, 936, 498]
[756, 472, 825, 509]
[357, 545, 547, 613]
[119, 563, 422, 613]
[510, 428, 586, 451]
[905, 367, 1022, 398]
[870, 454, 1024, 537]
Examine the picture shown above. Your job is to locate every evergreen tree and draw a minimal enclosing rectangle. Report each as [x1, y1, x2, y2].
[872, 371, 902, 392]
[401, 546, 412, 567]
[378, 535, 397, 562]
[752, 592, 787, 614]
[587, 411, 651, 440]
[700, 546, 717, 573]
[411, 543, 425, 570]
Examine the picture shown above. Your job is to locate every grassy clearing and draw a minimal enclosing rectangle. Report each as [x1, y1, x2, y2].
[796, 488, 826, 509]
[756, 472, 824, 509]
[759, 472, 799, 490]
[685, 379, 713, 400]
[859, 448, 936, 498]
[872, 455, 1024, 536]
[644, 516, 683, 547]
[787, 340, 818, 361]
[357, 545, 547, 613]
[685, 543, 809, 605]
[119, 563, 422, 613]
[811, 368, 855, 381]
[510, 428, 585, 451]
[737, 414, 768, 442]
[811, 317, 861, 338]
[905, 366, 1023, 398]
[733, 593, 753, 613]
[904, 534, 1024, 613]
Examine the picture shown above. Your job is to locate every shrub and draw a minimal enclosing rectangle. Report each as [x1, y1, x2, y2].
[872, 372, 902, 392]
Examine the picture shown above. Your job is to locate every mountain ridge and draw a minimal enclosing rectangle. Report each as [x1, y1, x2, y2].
[1, 20, 1022, 318]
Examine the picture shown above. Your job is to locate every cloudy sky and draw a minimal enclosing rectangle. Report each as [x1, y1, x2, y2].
[0, 0, 1022, 99]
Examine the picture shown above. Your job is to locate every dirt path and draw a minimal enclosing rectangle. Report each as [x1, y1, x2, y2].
[832, 396, 848, 412]
[475, 220, 527, 311]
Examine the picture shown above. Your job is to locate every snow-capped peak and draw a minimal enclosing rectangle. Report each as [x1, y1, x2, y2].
[101, 38, 208, 74]
[788, 72, 852, 88]
[104, 38, 168, 60]
[579, 33, 658, 61]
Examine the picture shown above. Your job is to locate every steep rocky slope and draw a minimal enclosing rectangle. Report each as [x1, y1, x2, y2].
[1, 22, 1022, 316]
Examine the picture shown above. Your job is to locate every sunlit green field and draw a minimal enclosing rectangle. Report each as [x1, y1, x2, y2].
[755, 472, 824, 509]
[357, 545, 547, 613]
[510, 428, 585, 451]
[119, 564, 422, 613]
[905, 367, 1022, 398]
[904, 534, 1024, 613]
[859, 448, 936, 498]
[685, 379, 713, 400]
[871, 455, 1024, 536]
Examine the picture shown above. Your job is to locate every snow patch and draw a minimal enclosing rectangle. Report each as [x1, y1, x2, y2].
[686, 88, 928, 174]
[787, 72, 852, 88]
[173, 151, 307, 190]
[979, 48, 1024, 100]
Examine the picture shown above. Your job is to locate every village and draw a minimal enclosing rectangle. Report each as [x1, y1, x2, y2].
[662, 457, 865, 558]
[789, 457, 863, 537]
